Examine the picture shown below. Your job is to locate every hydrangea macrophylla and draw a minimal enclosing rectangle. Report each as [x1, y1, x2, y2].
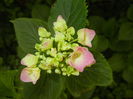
[21, 54, 38, 67]
[20, 67, 40, 84]
[20, 15, 96, 84]
[77, 28, 96, 47]
[67, 46, 96, 72]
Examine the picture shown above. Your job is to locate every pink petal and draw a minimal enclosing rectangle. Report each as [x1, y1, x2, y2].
[20, 68, 32, 83]
[20, 54, 31, 66]
[20, 67, 40, 84]
[77, 28, 96, 47]
[85, 29, 96, 41]
[68, 46, 96, 72]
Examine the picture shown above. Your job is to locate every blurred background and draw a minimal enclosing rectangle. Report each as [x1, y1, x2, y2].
[0, 0, 133, 99]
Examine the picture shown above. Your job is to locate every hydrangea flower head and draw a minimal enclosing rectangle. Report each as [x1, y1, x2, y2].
[20, 15, 96, 84]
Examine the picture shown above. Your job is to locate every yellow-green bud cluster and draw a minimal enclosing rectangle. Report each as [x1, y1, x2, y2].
[20, 15, 96, 85]
[33, 16, 80, 76]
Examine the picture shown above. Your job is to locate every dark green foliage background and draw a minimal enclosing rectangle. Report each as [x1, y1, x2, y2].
[0, 0, 133, 99]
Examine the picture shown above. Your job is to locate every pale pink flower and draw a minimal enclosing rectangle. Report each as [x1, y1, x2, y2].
[21, 54, 38, 67]
[77, 28, 96, 47]
[20, 67, 40, 84]
[68, 46, 96, 72]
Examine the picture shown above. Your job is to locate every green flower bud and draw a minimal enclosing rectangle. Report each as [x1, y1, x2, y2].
[46, 57, 53, 66]
[51, 48, 57, 57]
[55, 32, 65, 42]
[62, 72, 66, 76]
[54, 61, 59, 67]
[35, 43, 41, 51]
[55, 69, 61, 74]
[60, 64, 64, 67]
[40, 39, 53, 51]
[71, 43, 79, 49]
[65, 34, 72, 41]
[53, 15, 67, 32]
[39, 37, 44, 41]
[39, 57, 51, 70]
[39, 63, 51, 70]
[46, 48, 57, 57]
[57, 42, 62, 51]
[47, 69, 52, 73]
[72, 71, 79, 76]
[61, 68, 67, 72]
[38, 27, 51, 38]
[35, 52, 40, 56]
[67, 27, 75, 35]
[66, 66, 74, 73]
[39, 55, 43, 59]
[61, 42, 72, 50]
[65, 27, 75, 41]
[56, 53, 64, 61]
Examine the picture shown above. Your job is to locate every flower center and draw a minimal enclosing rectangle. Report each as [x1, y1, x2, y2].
[72, 52, 81, 60]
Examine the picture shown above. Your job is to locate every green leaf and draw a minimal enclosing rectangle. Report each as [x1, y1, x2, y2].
[12, 18, 47, 53]
[59, 92, 68, 99]
[67, 77, 95, 97]
[67, 79, 95, 98]
[46, 0, 54, 5]
[125, 89, 133, 98]
[0, 36, 4, 48]
[109, 40, 133, 52]
[23, 73, 65, 99]
[48, 0, 87, 32]
[0, 57, 3, 65]
[102, 18, 117, 38]
[127, 52, 133, 66]
[108, 53, 126, 72]
[92, 35, 109, 52]
[78, 51, 113, 86]
[32, 4, 50, 21]
[122, 66, 133, 83]
[118, 22, 133, 40]
[0, 70, 17, 97]
[67, 51, 113, 97]
[17, 46, 27, 58]
[122, 52, 133, 83]
[112, 83, 127, 99]
[88, 16, 105, 34]
[127, 4, 133, 21]
[0, 70, 17, 90]
[74, 87, 95, 99]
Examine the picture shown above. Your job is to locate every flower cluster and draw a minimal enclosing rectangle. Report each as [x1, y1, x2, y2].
[20, 15, 96, 84]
